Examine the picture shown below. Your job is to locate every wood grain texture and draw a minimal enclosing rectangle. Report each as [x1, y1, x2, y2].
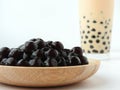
[0, 59, 100, 87]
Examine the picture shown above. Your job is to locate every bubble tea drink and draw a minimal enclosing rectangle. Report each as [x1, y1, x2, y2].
[79, 0, 114, 59]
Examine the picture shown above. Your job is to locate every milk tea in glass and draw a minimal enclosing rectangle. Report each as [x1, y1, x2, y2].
[79, 0, 114, 59]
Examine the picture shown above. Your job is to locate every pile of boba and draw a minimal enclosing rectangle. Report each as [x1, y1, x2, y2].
[0, 38, 88, 67]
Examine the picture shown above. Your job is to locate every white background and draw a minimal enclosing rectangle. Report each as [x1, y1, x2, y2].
[0, 1, 120, 90]
[0, 0, 120, 51]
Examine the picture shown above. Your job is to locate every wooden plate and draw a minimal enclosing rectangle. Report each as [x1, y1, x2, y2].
[0, 59, 100, 87]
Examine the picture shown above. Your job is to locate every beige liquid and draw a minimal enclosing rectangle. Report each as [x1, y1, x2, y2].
[79, 0, 114, 54]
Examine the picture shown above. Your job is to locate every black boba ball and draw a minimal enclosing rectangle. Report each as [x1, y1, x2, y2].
[16, 59, 29, 66]
[0, 58, 7, 65]
[8, 48, 22, 59]
[0, 47, 10, 58]
[5, 57, 16, 66]
[71, 47, 83, 56]
[29, 58, 44, 66]
[16, 49, 24, 60]
[24, 41, 36, 53]
[53, 41, 64, 51]
[59, 50, 67, 57]
[45, 41, 54, 48]
[66, 58, 71, 66]
[68, 52, 78, 62]
[23, 53, 31, 61]
[28, 58, 37, 66]
[18, 44, 25, 52]
[64, 49, 71, 55]
[69, 56, 81, 66]
[37, 58, 44, 66]
[80, 56, 89, 65]
[68, 52, 77, 57]
[29, 38, 37, 42]
[32, 50, 43, 58]
[45, 49, 59, 58]
[40, 47, 50, 60]
[92, 50, 98, 53]
[34, 39, 45, 49]
[44, 58, 58, 67]
[57, 57, 67, 66]
[0, 38, 89, 66]
[44, 58, 50, 67]
[49, 58, 58, 67]
[41, 47, 50, 52]
[0, 56, 2, 62]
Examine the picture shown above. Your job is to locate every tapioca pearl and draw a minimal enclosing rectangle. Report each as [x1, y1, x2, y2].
[84, 41, 87, 44]
[89, 40, 93, 43]
[83, 16, 86, 19]
[104, 26, 108, 29]
[92, 50, 98, 53]
[107, 36, 109, 39]
[82, 31, 85, 34]
[102, 36, 104, 39]
[98, 32, 101, 35]
[85, 35, 88, 39]
[100, 21, 104, 24]
[100, 50, 104, 53]
[88, 50, 91, 53]
[103, 42, 106, 45]
[87, 31, 90, 34]
[87, 25, 90, 28]
[93, 20, 97, 23]
[90, 45, 94, 49]
[105, 32, 107, 34]
[105, 46, 108, 50]
[91, 28, 96, 32]
[87, 20, 90, 23]
[96, 39, 100, 43]
[97, 36, 99, 38]
[107, 23, 109, 25]
[108, 41, 110, 44]
[91, 35, 96, 38]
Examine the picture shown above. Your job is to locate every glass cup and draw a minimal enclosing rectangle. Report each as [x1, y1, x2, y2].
[79, 0, 114, 60]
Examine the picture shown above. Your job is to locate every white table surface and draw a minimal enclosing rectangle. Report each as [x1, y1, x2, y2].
[0, 51, 120, 90]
